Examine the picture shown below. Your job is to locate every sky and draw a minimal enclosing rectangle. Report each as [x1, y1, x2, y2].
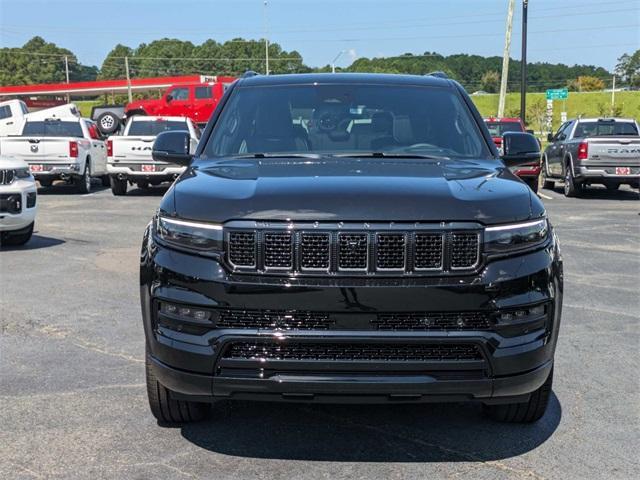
[0, 0, 638, 71]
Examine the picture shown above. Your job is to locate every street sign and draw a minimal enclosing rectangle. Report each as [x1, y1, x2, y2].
[546, 88, 568, 100]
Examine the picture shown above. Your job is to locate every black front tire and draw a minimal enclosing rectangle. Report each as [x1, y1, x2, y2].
[1, 222, 34, 247]
[146, 349, 210, 425]
[484, 367, 553, 423]
[563, 166, 582, 197]
[76, 163, 92, 194]
[540, 159, 554, 190]
[110, 176, 128, 196]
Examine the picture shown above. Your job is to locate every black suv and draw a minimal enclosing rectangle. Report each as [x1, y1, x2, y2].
[141, 73, 562, 425]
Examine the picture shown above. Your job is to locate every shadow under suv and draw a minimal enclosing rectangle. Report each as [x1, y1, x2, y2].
[141, 72, 563, 425]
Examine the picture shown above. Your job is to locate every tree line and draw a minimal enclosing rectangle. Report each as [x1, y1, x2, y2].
[1, 36, 638, 94]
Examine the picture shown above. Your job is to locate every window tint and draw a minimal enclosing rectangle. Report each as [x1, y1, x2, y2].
[128, 120, 189, 136]
[206, 84, 488, 159]
[168, 88, 189, 101]
[22, 120, 83, 137]
[574, 121, 639, 137]
[485, 121, 523, 136]
[0, 105, 12, 120]
[195, 87, 212, 99]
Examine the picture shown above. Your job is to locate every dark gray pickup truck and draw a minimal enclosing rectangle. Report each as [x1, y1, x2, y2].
[540, 117, 640, 196]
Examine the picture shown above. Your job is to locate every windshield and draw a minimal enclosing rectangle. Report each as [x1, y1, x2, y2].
[485, 122, 523, 136]
[128, 120, 189, 136]
[205, 83, 489, 159]
[22, 120, 83, 138]
[574, 121, 639, 137]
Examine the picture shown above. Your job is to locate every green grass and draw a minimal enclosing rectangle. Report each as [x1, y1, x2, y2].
[471, 91, 640, 132]
[75, 92, 640, 133]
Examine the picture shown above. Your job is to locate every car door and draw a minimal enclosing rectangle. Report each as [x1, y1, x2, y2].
[546, 122, 571, 176]
[86, 120, 107, 174]
[192, 85, 214, 125]
[164, 86, 192, 118]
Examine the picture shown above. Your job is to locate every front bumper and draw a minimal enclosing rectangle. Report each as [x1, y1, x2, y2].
[0, 181, 37, 232]
[141, 230, 563, 404]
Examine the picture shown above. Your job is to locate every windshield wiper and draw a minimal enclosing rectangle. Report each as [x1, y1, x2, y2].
[330, 152, 449, 160]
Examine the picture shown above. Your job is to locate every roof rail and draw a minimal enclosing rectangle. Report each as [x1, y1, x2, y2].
[242, 71, 260, 78]
[426, 71, 449, 79]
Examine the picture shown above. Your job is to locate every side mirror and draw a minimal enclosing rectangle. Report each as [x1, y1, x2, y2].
[526, 129, 534, 135]
[166, 94, 173, 103]
[152, 131, 193, 166]
[546, 133, 554, 142]
[501, 132, 540, 167]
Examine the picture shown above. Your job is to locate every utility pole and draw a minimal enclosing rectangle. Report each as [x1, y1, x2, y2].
[498, 0, 515, 118]
[611, 75, 616, 115]
[64, 55, 70, 103]
[520, 0, 529, 124]
[125, 56, 133, 103]
[263, 1, 270, 75]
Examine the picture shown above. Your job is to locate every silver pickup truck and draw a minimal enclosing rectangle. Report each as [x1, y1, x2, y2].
[541, 117, 640, 197]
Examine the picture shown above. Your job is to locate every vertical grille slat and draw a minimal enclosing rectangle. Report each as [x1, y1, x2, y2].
[376, 233, 406, 270]
[451, 233, 480, 269]
[264, 232, 293, 269]
[300, 232, 331, 270]
[414, 233, 444, 270]
[338, 233, 368, 270]
[0, 169, 16, 185]
[228, 231, 256, 267]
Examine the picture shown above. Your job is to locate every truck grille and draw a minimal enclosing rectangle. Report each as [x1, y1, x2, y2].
[372, 312, 491, 330]
[216, 309, 334, 330]
[226, 226, 481, 275]
[0, 169, 16, 185]
[224, 341, 482, 362]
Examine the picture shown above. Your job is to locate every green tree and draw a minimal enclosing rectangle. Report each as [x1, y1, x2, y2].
[615, 49, 640, 87]
[99, 44, 134, 79]
[480, 71, 500, 93]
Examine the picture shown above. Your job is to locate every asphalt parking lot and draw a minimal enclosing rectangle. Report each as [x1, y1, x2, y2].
[1, 182, 639, 480]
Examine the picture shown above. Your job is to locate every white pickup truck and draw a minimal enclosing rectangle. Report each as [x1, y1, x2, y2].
[0, 99, 29, 137]
[0, 105, 109, 193]
[106, 116, 199, 196]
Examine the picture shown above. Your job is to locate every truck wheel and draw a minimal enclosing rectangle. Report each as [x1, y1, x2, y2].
[483, 367, 553, 423]
[76, 163, 92, 194]
[540, 158, 554, 190]
[97, 111, 120, 135]
[110, 176, 128, 196]
[563, 166, 582, 198]
[101, 175, 111, 187]
[1, 222, 34, 247]
[605, 183, 620, 191]
[146, 348, 210, 425]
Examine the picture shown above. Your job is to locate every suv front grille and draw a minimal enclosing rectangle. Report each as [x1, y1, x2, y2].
[226, 225, 481, 275]
[224, 341, 482, 362]
[0, 169, 16, 185]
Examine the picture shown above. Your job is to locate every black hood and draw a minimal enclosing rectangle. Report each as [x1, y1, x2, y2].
[162, 157, 541, 225]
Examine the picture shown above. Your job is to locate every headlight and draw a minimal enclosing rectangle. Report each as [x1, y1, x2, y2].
[484, 218, 548, 253]
[14, 168, 32, 179]
[155, 215, 223, 253]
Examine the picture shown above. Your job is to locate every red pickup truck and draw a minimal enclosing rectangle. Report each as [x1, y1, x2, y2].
[484, 117, 541, 192]
[94, 77, 236, 135]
